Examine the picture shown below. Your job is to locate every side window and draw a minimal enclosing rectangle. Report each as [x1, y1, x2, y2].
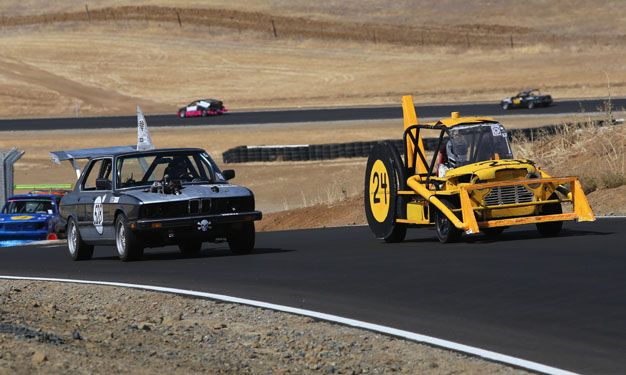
[82, 160, 103, 191]
[81, 159, 112, 190]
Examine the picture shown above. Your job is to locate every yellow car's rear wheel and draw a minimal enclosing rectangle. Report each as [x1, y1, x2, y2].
[364, 141, 407, 242]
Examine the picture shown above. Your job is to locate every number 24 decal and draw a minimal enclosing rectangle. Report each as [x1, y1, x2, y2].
[372, 172, 388, 204]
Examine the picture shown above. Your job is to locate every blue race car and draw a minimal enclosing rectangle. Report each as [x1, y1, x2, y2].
[0, 194, 66, 241]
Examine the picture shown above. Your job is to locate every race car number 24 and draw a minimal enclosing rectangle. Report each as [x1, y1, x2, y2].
[369, 160, 390, 223]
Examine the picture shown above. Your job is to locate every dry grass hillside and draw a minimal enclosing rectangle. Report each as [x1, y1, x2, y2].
[0, 1, 624, 118]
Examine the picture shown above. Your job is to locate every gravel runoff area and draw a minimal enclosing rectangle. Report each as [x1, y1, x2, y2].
[0, 280, 530, 374]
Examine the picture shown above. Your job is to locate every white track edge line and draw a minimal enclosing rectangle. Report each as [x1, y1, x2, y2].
[0, 275, 578, 375]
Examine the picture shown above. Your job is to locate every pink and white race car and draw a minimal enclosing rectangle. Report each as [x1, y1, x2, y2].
[177, 99, 228, 118]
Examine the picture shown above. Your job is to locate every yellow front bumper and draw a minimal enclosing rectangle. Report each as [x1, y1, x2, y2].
[459, 177, 595, 234]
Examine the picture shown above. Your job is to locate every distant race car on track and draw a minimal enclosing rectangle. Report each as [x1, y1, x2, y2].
[500, 89, 553, 110]
[178, 99, 228, 118]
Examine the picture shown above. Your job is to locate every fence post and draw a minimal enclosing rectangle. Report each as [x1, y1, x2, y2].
[510, 35, 514, 49]
[176, 10, 182, 28]
[85, 4, 91, 22]
[271, 20, 277, 38]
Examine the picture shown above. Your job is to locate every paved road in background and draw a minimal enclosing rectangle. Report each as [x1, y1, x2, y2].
[1, 219, 625, 374]
[1, 98, 624, 131]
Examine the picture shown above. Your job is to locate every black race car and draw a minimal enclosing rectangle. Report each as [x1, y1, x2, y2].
[500, 89, 553, 110]
[59, 147, 261, 261]
[178, 99, 227, 118]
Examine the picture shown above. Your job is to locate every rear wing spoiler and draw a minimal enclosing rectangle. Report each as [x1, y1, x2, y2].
[50, 106, 154, 179]
[50, 146, 137, 179]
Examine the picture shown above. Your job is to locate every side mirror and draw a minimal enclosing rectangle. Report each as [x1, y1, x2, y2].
[222, 170, 235, 181]
[96, 178, 112, 190]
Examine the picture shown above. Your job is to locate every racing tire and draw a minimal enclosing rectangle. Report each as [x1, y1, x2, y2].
[179, 241, 202, 257]
[179, 111, 186, 118]
[201, 110, 207, 117]
[115, 214, 144, 261]
[66, 217, 93, 261]
[228, 221, 255, 255]
[536, 193, 563, 237]
[502, 103, 509, 110]
[435, 198, 462, 243]
[364, 141, 407, 243]
[528, 102, 535, 109]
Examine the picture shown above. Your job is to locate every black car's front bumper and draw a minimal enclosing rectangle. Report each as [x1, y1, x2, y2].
[135, 211, 261, 230]
[132, 211, 262, 246]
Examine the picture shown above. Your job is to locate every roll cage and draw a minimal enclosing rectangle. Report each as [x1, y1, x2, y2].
[402, 122, 512, 189]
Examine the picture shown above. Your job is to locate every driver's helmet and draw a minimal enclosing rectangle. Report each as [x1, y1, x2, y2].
[165, 156, 189, 180]
[446, 136, 468, 167]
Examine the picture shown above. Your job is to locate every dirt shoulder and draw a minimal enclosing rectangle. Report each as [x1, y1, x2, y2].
[0, 280, 527, 374]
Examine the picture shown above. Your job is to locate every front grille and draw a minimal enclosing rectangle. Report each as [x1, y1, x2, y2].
[3, 222, 46, 231]
[484, 185, 534, 206]
[141, 201, 189, 219]
[207, 197, 253, 214]
[141, 197, 254, 218]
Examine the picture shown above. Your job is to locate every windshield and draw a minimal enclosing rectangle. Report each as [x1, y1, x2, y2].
[116, 151, 218, 189]
[2, 199, 53, 214]
[446, 123, 513, 167]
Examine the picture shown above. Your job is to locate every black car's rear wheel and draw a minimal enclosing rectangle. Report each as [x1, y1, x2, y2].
[364, 141, 407, 243]
[67, 217, 93, 261]
[228, 221, 255, 255]
[502, 102, 510, 110]
[115, 214, 143, 261]
[528, 101, 535, 109]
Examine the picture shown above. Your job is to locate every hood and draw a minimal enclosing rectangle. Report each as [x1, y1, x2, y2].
[123, 184, 253, 204]
[445, 159, 537, 180]
[0, 213, 51, 223]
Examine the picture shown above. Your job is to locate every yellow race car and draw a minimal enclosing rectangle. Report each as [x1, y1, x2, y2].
[364, 96, 595, 243]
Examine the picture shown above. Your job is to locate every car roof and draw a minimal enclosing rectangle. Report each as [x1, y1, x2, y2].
[114, 147, 206, 158]
[7, 194, 56, 200]
[424, 112, 497, 128]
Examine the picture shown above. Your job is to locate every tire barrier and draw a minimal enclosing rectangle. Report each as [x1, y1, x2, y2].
[222, 119, 624, 163]
[223, 140, 424, 163]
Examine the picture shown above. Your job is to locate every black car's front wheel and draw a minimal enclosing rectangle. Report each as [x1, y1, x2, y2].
[67, 217, 93, 261]
[501, 102, 510, 110]
[115, 214, 143, 261]
[228, 221, 255, 255]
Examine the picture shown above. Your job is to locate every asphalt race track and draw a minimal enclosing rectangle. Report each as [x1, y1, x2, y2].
[1, 98, 625, 131]
[1, 219, 625, 373]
